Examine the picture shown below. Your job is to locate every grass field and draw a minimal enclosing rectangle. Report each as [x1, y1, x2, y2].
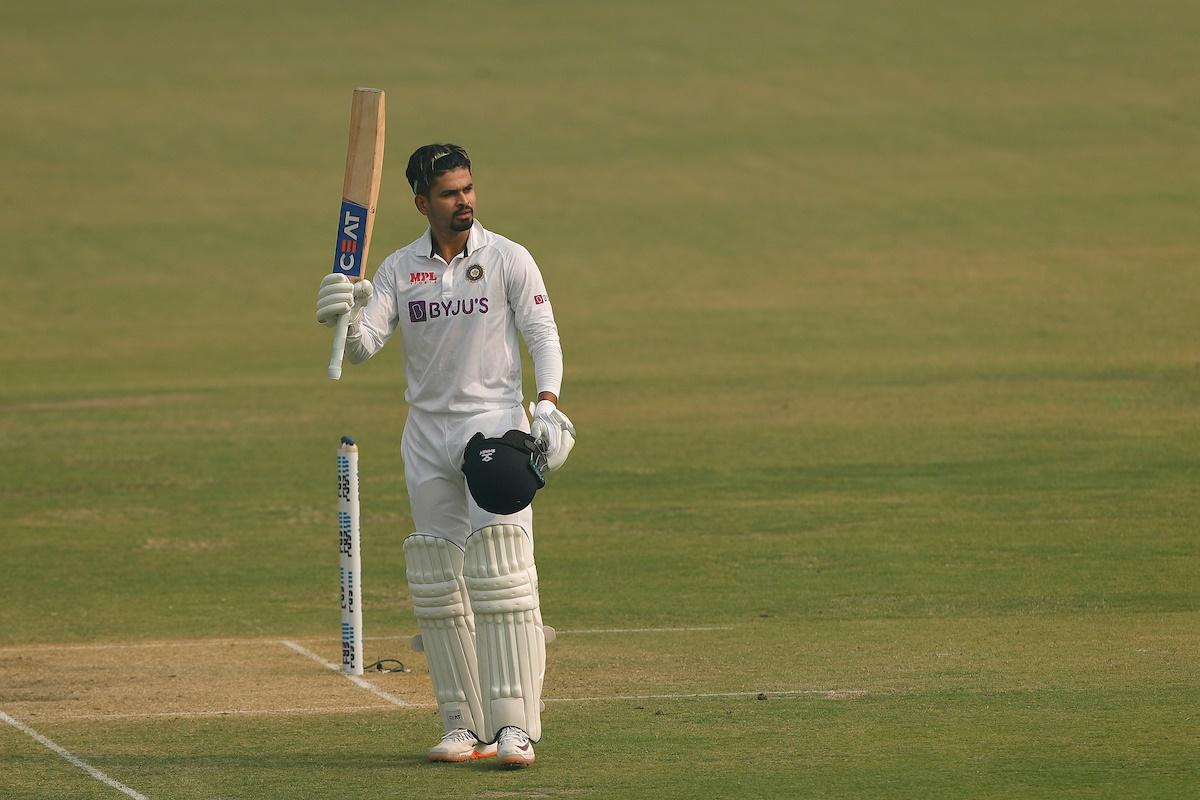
[2, 1, 1198, 798]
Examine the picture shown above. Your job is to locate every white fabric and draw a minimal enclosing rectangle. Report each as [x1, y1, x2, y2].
[344, 221, 563, 413]
[402, 406, 533, 550]
[316, 274, 373, 326]
[528, 400, 576, 471]
[464, 524, 546, 742]
[403, 534, 484, 734]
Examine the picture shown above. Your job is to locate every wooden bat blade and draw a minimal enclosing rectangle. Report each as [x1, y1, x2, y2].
[331, 87, 385, 282]
[329, 88, 385, 380]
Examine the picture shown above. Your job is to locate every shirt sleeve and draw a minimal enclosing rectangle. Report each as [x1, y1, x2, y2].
[345, 254, 398, 364]
[506, 245, 563, 399]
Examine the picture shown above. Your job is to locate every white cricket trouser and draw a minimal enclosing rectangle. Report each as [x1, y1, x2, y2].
[401, 405, 534, 549]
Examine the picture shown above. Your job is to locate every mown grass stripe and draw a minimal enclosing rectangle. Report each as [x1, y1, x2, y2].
[0, 710, 149, 800]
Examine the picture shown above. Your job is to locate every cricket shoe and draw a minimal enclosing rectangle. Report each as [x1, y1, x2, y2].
[428, 728, 496, 763]
[495, 725, 535, 768]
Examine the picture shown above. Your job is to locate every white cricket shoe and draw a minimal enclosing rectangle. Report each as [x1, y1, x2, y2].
[496, 725, 535, 768]
[428, 728, 496, 763]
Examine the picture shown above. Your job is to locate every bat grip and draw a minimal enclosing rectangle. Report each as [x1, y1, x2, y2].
[328, 313, 351, 380]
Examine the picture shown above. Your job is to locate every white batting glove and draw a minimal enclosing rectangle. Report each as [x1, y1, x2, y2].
[529, 400, 576, 471]
[316, 274, 373, 327]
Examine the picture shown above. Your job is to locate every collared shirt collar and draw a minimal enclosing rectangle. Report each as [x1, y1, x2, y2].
[425, 221, 483, 261]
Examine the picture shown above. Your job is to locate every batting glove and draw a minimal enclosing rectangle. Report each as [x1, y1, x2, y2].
[529, 400, 576, 472]
[316, 274, 373, 327]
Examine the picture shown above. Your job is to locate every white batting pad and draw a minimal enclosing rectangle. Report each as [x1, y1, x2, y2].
[404, 533, 484, 735]
[464, 524, 546, 742]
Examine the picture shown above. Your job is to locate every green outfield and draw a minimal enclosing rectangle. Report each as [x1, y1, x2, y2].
[2, 1, 1198, 797]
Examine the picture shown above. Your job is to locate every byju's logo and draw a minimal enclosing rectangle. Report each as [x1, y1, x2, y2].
[408, 298, 490, 324]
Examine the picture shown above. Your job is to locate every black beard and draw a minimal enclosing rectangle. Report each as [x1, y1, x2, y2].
[450, 214, 473, 232]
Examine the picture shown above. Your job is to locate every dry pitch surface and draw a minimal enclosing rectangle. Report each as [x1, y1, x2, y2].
[3, 617, 1193, 728]
[1, 626, 859, 726]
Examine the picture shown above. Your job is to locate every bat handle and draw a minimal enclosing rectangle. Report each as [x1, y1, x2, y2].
[328, 313, 351, 380]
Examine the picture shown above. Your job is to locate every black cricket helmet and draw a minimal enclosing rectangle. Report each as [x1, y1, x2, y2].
[461, 430, 547, 515]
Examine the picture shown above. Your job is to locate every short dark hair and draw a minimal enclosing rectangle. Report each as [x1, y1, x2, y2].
[406, 144, 471, 196]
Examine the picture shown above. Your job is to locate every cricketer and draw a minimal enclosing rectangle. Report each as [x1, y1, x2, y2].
[315, 144, 575, 767]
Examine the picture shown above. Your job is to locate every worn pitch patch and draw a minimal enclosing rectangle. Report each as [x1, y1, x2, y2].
[0, 638, 432, 723]
[0, 628, 878, 723]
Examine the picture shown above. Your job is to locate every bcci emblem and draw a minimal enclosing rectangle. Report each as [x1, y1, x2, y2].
[466, 263, 485, 283]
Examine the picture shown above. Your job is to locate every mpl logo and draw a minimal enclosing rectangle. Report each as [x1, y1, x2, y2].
[410, 272, 437, 284]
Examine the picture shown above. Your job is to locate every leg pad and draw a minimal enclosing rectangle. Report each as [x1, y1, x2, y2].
[404, 533, 484, 734]
[464, 524, 546, 742]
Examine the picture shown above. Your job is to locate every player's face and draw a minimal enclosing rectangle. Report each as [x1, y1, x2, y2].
[418, 167, 475, 233]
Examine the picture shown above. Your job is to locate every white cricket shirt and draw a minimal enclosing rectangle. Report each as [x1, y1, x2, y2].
[345, 221, 562, 414]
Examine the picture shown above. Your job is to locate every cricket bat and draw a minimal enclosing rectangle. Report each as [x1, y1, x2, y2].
[327, 88, 385, 380]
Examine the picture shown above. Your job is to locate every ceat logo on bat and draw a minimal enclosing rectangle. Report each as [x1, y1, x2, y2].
[332, 199, 369, 277]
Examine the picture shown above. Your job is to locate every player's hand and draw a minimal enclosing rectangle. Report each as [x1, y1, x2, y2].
[529, 400, 576, 471]
[316, 274, 373, 327]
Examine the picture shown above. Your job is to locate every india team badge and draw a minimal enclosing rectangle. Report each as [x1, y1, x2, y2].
[466, 263, 485, 282]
